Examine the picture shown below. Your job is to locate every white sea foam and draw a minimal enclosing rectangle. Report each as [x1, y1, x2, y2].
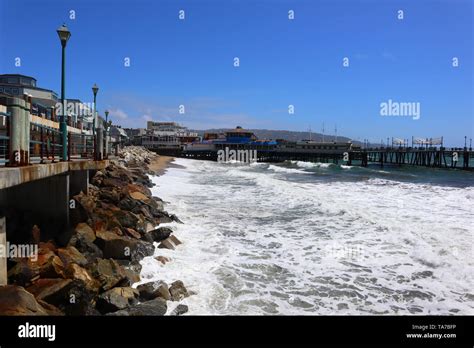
[292, 160, 335, 169]
[141, 158, 474, 315]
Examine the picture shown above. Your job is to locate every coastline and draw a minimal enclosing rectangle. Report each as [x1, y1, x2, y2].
[0, 147, 191, 316]
[149, 155, 175, 177]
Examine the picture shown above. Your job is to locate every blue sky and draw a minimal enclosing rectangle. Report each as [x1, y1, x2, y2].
[0, 0, 472, 146]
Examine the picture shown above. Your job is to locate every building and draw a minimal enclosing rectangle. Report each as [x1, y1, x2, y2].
[0, 74, 58, 121]
[142, 121, 199, 149]
[109, 125, 129, 144]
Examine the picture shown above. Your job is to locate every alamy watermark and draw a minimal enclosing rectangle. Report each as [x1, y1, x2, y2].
[217, 147, 257, 163]
[380, 99, 421, 120]
[0, 242, 38, 261]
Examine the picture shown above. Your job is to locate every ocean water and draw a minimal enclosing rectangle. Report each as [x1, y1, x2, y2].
[139, 158, 474, 315]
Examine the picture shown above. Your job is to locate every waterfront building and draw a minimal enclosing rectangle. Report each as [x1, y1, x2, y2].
[141, 121, 199, 150]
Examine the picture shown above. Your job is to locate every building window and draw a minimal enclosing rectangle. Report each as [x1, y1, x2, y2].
[7, 77, 19, 84]
[12, 88, 19, 95]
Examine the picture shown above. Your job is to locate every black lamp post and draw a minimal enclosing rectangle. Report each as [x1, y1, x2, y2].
[57, 24, 71, 161]
[92, 84, 99, 159]
[105, 110, 109, 159]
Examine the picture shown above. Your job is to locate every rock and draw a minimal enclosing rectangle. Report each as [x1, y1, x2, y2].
[136, 281, 171, 301]
[73, 192, 97, 218]
[169, 280, 189, 301]
[114, 260, 141, 285]
[123, 183, 152, 197]
[114, 210, 139, 229]
[96, 229, 138, 260]
[143, 227, 172, 243]
[37, 300, 64, 316]
[129, 191, 150, 203]
[170, 214, 183, 224]
[57, 246, 88, 267]
[74, 223, 96, 243]
[7, 258, 40, 286]
[132, 205, 155, 221]
[108, 298, 167, 316]
[96, 287, 139, 314]
[124, 228, 141, 239]
[169, 234, 182, 246]
[88, 259, 127, 291]
[63, 280, 99, 316]
[69, 231, 103, 260]
[95, 230, 153, 261]
[117, 197, 140, 212]
[130, 240, 155, 263]
[158, 238, 176, 250]
[26, 279, 73, 306]
[38, 241, 57, 253]
[64, 263, 100, 292]
[36, 251, 65, 279]
[102, 177, 127, 188]
[98, 188, 121, 204]
[155, 256, 170, 265]
[170, 304, 189, 316]
[0, 285, 50, 315]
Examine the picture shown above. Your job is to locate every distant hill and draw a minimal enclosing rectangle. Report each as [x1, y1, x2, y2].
[192, 128, 360, 144]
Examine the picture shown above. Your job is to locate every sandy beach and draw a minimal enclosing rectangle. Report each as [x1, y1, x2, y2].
[149, 155, 175, 176]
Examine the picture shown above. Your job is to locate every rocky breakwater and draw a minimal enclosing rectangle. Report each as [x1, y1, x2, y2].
[0, 147, 191, 316]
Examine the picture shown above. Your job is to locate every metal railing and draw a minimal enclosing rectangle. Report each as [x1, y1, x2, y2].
[68, 132, 94, 160]
[0, 111, 9, 165]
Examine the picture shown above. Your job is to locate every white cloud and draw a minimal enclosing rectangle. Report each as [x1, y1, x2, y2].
[109, 108, 128, 120]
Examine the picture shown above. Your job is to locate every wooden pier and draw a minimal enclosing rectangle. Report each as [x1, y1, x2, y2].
[157, 146, 474, 170]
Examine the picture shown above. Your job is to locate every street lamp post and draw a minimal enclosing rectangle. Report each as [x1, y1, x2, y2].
[57, 24, 71, 161]
[105, 110, 109, 159]
[92, 84, 99, 159]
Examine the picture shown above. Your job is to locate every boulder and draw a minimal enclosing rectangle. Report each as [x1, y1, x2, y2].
[169, 280, 189, 301]
[169, 234, 182, 246]
[143, 227, 172, 243]
[87, 258, 127, 291]
[7, 258, 40, 286]
[130, 240, 155, 263]
[68, 231, 103, 261]
[72, 192, 97, 218]
[155, 256, 170, 265]
[62, 279, 99, 316]
[95, 230, 153, 261]
[98, 188, 121, 204]
[170, 304, 189, 316]
[0, 285, 50, 316]
[74, 223, 96, 243]
[129, 191, 150, 203]
[113, 210, 139, 229]
[158, 237, 176, 250]
[108, 298, 167, 316]
[136, 281, 171, 301]
[64, 263, 100, 292]
[37, 300, 64, 316]
[36, 251, 65, 279]
[38, 241, 57, 253]
[26, 279, 73, 306]
[96, 230, 138, 260]
[96, 287, 139, 314]
[124, 228, 141, 239]
[57, 246, 88, 267]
